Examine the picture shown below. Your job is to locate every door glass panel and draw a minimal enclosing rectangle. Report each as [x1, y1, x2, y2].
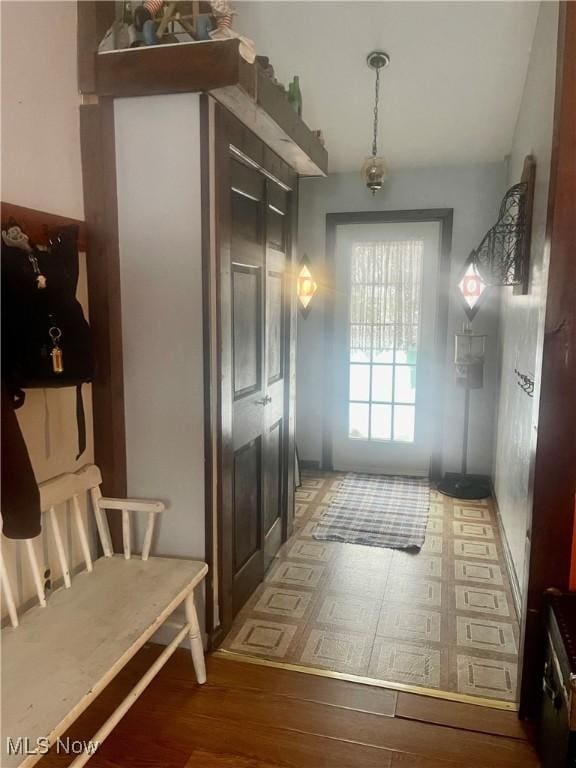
[394, 404, 416, 442]
[394, 366, 417, 404]
[371, 365, 393, 402]
[371, 404, 392, 441]
[350, 325, 372, 362]
[347, 239, 423, 442]
[372, 325, 394, 363]
[349, 365, 370, 401]
[349, 403, 369, 439]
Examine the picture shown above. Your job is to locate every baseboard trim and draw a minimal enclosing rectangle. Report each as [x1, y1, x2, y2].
[490, 483, 523, 621]
[300, 459, 320, 470]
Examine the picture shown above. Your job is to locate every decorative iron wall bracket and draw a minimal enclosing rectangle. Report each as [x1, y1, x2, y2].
[472, 155, 535, 295]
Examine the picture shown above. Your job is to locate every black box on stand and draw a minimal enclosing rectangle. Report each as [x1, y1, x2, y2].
[538, 593, 576, 767]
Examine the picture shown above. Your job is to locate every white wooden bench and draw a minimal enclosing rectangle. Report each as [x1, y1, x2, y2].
[1, 464, 208, 768]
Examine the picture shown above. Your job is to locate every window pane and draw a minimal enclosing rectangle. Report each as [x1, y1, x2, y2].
[371, 365, 393, 402]
[373, 286, 386, 324]
[393, 405, 415, 442]
[394, 366, 416, 403]
[349, 364, 370, 401]
[395, 325, 418, 363]
[349, 403, 369, 439]
[350, 285, 372, 324]
[385, 286, 397, 322]
[351, 245, 373, 284]
[372, 325, 394, 362]
[371, 404, 392, 441]
[350, 325, 372, 362]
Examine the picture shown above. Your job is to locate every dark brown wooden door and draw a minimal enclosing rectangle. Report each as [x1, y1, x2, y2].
[216, 106, 296, 629]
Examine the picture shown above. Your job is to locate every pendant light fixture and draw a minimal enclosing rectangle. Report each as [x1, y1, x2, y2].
[362, 50, 390, 194]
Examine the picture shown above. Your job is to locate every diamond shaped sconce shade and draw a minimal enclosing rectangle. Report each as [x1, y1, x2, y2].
[297, 258, 318, 316]
[457, 254, 488, 321]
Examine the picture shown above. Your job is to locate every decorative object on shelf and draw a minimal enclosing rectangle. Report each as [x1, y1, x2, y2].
[471, 155, 536, 295]
[256, 55, 275, 79]
[361, 50, 390, 194]
[100, 0, 203, 50]
[456, 251, 489, 321]
[288, 76, 302, 117]
[297, 256, 318, 317]
[313, 129, 326, 147]
[514, 368, 534, 397]
[438, 325, 490, 500]
[209, 0, 256, 63]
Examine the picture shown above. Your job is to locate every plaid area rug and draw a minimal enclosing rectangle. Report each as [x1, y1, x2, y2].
[313, 473, 430, 550]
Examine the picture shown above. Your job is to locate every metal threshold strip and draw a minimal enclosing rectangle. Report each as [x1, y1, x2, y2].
[213, 649, 519, 712]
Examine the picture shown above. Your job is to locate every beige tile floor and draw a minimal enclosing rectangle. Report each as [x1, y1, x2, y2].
[220, 471, 520, 704]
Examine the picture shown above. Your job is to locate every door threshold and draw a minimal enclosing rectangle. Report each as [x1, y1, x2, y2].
[213, 649, 519, 712]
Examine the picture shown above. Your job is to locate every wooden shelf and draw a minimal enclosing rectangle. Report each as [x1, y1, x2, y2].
[95, 39, 327, 177]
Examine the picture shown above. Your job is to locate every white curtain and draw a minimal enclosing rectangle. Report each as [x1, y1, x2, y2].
[350, 239, 424, 358]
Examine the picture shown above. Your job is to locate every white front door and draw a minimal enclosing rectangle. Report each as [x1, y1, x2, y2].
[332, 221, 440, 476]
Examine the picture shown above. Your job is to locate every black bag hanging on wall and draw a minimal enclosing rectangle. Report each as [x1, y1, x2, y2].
[1, 222, 94, 458]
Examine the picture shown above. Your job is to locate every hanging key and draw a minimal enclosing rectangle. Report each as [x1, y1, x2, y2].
[49, 327, 64, 373]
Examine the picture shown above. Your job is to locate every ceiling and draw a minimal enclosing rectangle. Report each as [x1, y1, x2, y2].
[235, 1, 539, 173]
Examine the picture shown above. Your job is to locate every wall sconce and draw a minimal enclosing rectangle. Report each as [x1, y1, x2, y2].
[297, 256, 318, 317]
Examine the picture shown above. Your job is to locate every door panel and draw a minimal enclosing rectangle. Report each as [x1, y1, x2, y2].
[267, 270, 284, 385]
[234, 438, 262, 571]
[216, 104, 296, 634]
[232, 265, 262, 398]
[263, 419, 282, 569]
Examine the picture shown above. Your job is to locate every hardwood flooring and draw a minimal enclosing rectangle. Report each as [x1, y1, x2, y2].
[38, 645, 538, 768]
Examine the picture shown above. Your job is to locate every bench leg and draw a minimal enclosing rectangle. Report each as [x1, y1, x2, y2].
[184, 591, 206, 684]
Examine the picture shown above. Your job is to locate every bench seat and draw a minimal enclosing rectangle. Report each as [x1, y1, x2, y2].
[2, 555, 207, 768]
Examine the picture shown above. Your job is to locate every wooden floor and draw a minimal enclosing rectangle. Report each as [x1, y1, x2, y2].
[39, 644, 539, 768]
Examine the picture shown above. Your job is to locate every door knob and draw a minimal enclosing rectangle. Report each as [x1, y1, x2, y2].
[256, 395, 272, 405]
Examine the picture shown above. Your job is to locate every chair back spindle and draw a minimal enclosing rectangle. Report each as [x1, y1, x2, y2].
[1, 465, 165, 628]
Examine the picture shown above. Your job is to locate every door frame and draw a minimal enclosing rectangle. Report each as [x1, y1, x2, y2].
[519, 0, 576, 717]
[322, 209, 453, 480]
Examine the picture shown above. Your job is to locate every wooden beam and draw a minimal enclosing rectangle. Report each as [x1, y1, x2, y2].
[96, 39, 241, 98]
[79, 98, 126, 551]
[77, 0, 116, 94]
[93, 39, 327, 177]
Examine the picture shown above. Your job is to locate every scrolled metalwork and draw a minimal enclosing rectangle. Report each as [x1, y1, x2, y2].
[472, 182, 529, 286]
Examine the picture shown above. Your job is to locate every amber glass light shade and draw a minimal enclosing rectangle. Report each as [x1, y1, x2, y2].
[361, 155, 389, 194]
[297, 262, 318, 315]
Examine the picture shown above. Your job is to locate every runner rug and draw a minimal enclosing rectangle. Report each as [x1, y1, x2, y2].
[313, 473, 430, 550]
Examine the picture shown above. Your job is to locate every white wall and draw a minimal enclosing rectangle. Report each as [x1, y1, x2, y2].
[1, 0, 93, 484]
[297, 163, 507, 476]
[1, 0, 95, 608]
[493, 2, 559, 594]
[114, 94, 206, 634]
[1, 1, 84, 220]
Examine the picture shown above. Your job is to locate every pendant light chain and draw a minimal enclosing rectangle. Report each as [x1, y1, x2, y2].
[372, 65, 380, 158]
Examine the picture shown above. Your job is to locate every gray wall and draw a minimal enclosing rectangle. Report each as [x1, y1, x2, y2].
[493, 2, 559, 594]
[296, 163, 507, 475]
[114, 94, 206, 635]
